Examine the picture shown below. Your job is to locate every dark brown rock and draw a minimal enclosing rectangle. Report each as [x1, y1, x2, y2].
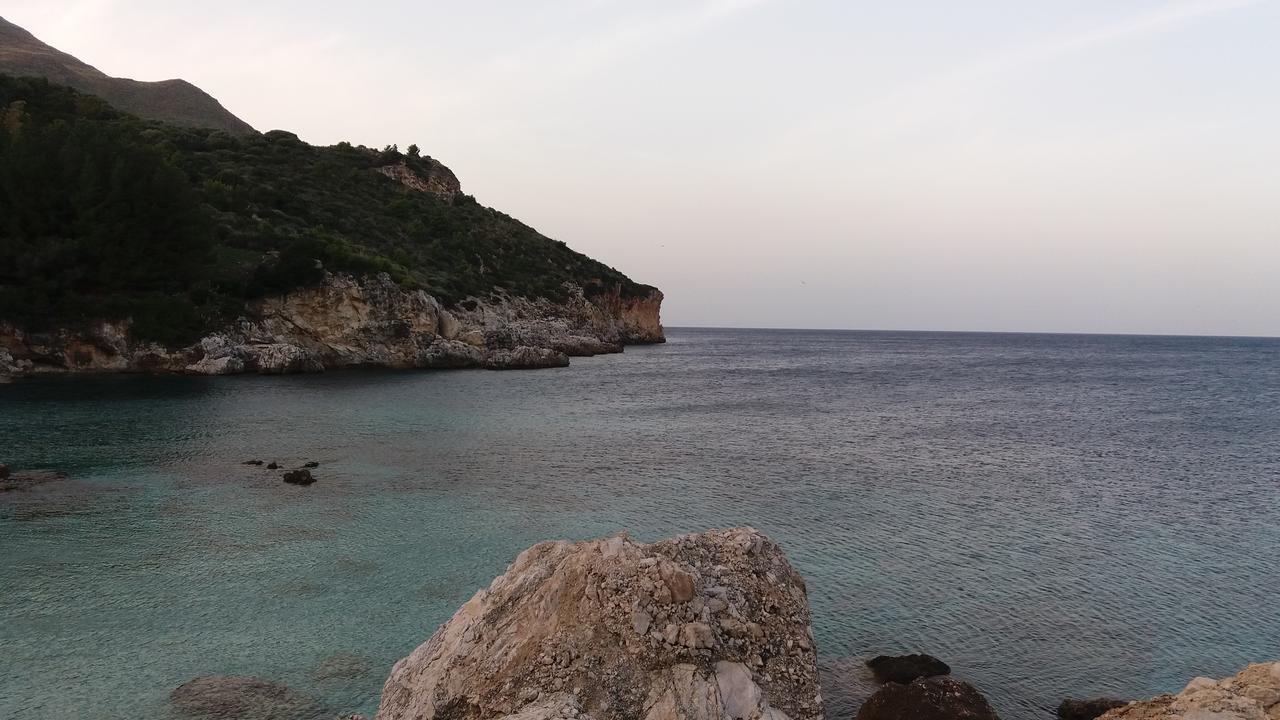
[283, 469, 315, 486]
[866, 653, 951, 683]
[1058, 698, 1128, 720]
[267, 462, 280, 470]
[302, 461, 319, 468]
[244, 460, 265, 466]
[0, 463, 8, 479]
[170, 675, 328, 720]
[856, 676, 999, 720]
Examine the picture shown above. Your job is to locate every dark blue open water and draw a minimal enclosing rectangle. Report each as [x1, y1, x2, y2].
[2, 328, 1279, 720]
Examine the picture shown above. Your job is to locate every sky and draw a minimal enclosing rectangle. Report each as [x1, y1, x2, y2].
[7, 0, 1279, 335]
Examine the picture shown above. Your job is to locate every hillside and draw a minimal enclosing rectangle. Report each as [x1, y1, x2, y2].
[0, 75, 658, 354]
[0, 16, 254, 134]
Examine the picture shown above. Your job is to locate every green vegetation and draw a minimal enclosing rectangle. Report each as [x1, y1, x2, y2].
[0, 75, 653, 344]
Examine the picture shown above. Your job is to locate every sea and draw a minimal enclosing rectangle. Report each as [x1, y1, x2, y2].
[2, 328, 1278, 720]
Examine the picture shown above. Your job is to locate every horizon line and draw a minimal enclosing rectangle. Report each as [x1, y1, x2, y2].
[664, 326, 1280, 341]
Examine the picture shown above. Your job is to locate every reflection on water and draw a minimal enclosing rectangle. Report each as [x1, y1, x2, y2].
[3, 329, 1280, 719]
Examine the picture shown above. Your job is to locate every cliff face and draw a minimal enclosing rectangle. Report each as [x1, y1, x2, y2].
[1099, 663, 1280, 720]
[375, 528, 821, 720]
[376, 160, 461, 203]
[0, 273, 664, 379]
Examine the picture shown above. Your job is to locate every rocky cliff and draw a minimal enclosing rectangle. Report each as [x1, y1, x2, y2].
[375, 528, 822, 720]
[1098, 663, 1280, 720]
[0, 273, 664, 378]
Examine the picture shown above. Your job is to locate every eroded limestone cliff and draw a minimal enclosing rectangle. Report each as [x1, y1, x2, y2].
[0, 273, 664, 378]
[375, 528, 822, 720]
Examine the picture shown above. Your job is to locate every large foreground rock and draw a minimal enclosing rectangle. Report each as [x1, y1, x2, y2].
[1099, 662, 1280, 720]
[375, 528, 822, 720]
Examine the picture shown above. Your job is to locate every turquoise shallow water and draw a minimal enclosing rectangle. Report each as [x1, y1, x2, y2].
[2, 328, 1279, 719]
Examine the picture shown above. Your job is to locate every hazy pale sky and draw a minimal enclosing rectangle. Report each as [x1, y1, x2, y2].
[8, 1, 1279, 335]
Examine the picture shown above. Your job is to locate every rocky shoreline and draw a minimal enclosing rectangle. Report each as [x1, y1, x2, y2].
[0, 273, 664, 380]
[149, 528, 1278, 720]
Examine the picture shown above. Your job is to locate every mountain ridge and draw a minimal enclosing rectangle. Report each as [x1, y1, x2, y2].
[0, 15, 254, 134]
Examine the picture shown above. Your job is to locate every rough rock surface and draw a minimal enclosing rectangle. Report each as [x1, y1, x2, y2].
[0, 273, 664, 379]
[1059, 698, 1128, 720]
[375, 527, 822, 720]
[866, 654, 951, 684]
[1099, 662, 1280, 720]
[855, 676, 999, 720]
[377, 159, 461, 202]
[170, 675, 328, 720]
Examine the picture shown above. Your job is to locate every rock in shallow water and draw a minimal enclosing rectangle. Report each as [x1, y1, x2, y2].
[283, 469, 316, 486]
[170, 675, 329, 720]
[865, 653, 951, 683]
[1058, 697, 1128, 720]
[856, 676, 999, 720]
[483, 345, 570, 369]
[374, 527, 821, 720]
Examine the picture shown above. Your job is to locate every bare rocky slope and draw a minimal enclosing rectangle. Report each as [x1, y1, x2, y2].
[0, 16, 254, 134]
[375, 528, 822, 720]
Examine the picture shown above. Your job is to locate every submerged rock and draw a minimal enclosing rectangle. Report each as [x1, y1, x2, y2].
[866, 653, 951, 683]
[1097, 662, 1280, 720]
[170, 675, 328, 720]
[267, 462, 280, 470]
[856, 676, 999, 720]
[312, 651, 376, 682]
[302, 461, 320, 468]
[244, 459, 265, 466]
[283, 469, 315, 486]
[374, 527, 822, 720]
[0, 468, 68, 492]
